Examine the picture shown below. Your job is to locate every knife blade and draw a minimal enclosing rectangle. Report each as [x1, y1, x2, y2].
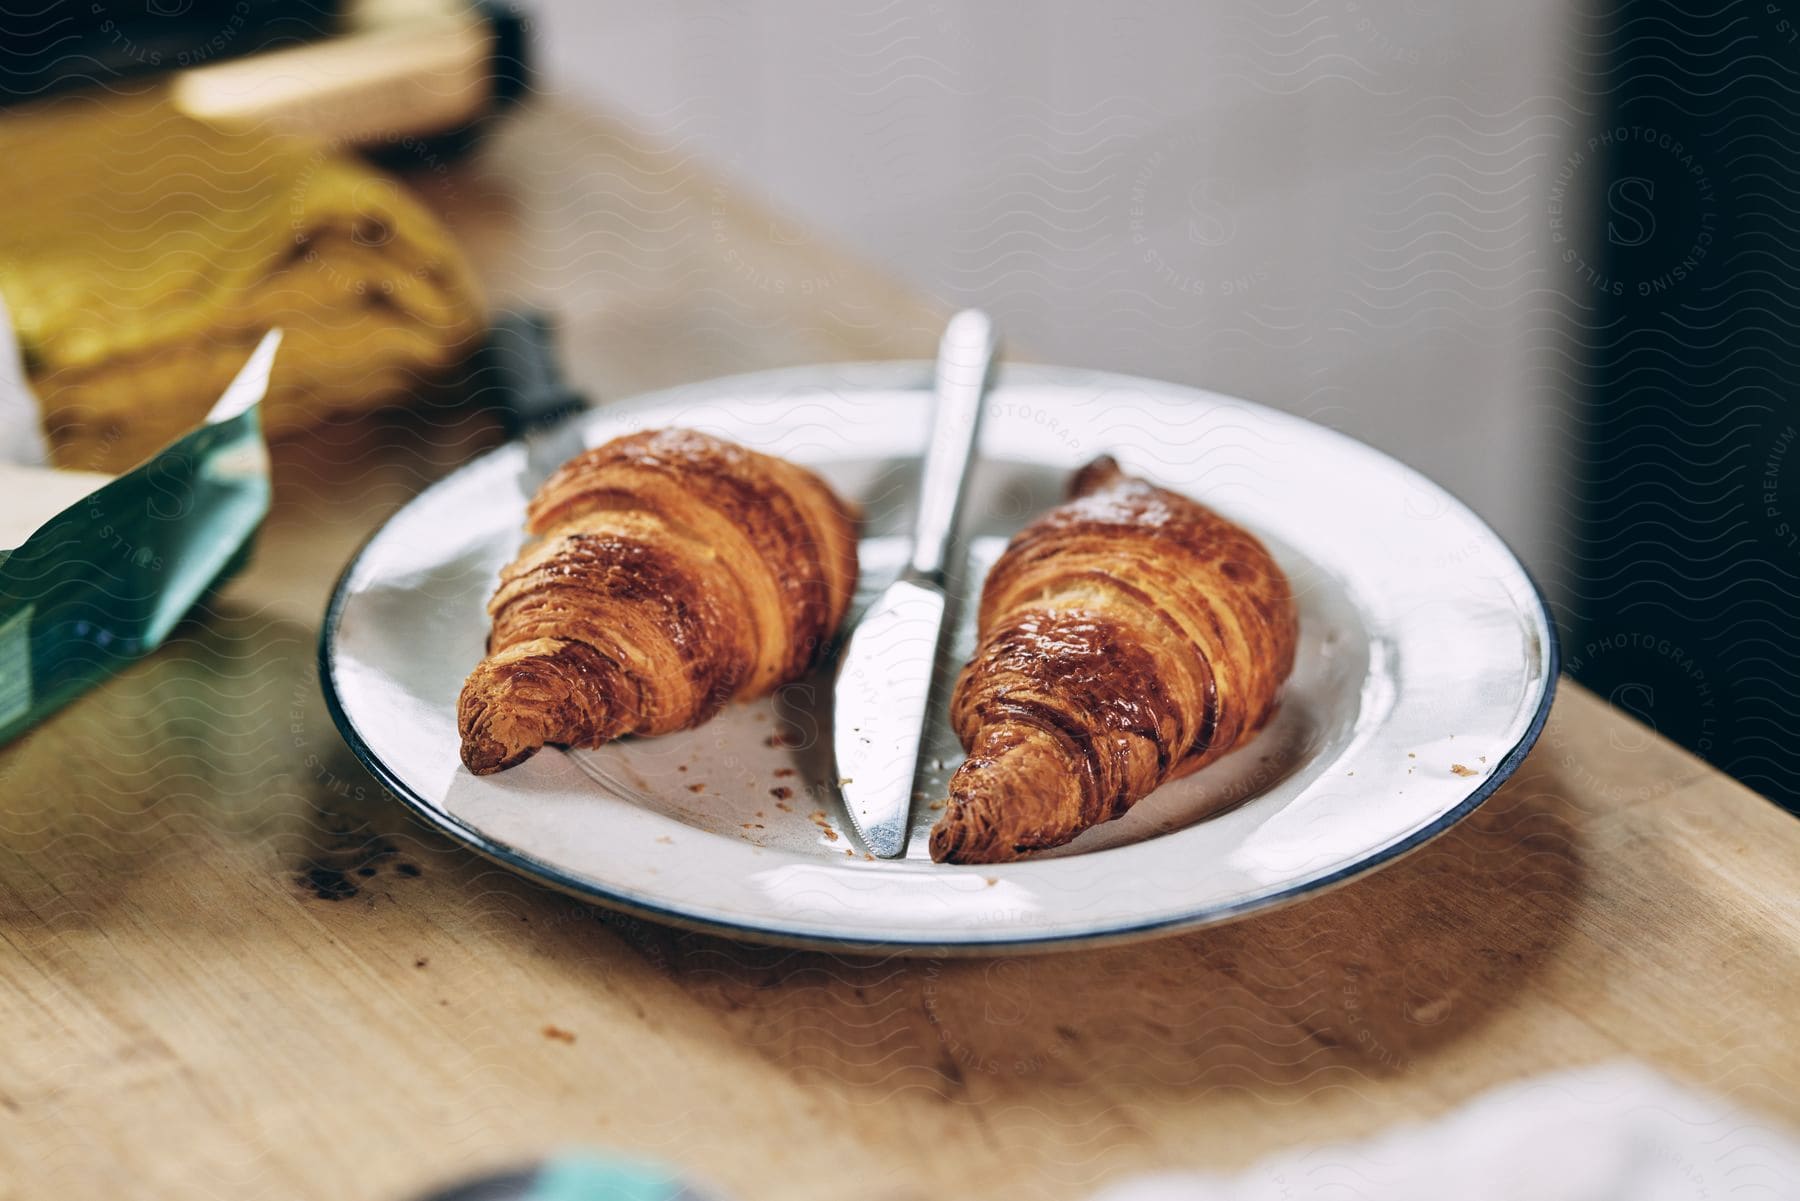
[834, 309, 999, 858]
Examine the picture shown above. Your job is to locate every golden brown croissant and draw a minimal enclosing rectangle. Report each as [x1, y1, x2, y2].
[929, 456, 1298, 863]
[458, 429, 859, 774]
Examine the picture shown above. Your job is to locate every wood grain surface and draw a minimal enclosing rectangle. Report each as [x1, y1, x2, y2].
[3, 99, 1797, 1201]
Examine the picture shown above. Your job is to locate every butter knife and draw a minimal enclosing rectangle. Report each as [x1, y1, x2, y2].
[834, 309, 999, 858]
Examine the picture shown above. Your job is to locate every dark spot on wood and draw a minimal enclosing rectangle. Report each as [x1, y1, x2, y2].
[770, 786, 793, 800]
[299, 865, 359, 902]
[414, 957, 429, 969]
[295, 811, 409, 901]
[396, 863, 421, 877]
[543, 1025, 576, 1044]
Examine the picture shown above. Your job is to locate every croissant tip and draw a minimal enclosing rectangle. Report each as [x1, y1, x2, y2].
[928, 820, 1020, 865]
[456, 714, 532, 775]
[927, 818, 960, 864]
[1069, 455, 1124, 498]
[928, 783, 1021, 865]
[459, 739, 526, 776]
[457, 673, 547, 776]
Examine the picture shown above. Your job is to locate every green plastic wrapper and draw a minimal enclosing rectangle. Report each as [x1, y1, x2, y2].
[0, 331, 279, 746]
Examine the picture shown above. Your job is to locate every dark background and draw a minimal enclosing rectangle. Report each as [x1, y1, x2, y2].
[1566, 1, 1800, 811]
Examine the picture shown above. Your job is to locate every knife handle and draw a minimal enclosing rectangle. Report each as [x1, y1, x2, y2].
[909, 309, 998, 581]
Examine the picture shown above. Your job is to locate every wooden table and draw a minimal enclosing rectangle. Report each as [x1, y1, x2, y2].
[3, 99, 1797, 1201]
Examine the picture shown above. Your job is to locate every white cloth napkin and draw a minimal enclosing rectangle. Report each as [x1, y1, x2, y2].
[1095, 1064, 1799, 1201]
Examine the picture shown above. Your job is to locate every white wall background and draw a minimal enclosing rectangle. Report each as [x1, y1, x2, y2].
[520, 0, 1588, 582]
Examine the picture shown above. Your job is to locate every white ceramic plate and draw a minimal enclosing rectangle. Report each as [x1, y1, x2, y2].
[320, 363, 1556, 953]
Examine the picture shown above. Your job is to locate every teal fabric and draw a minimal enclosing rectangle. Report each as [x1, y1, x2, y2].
[0, 394, 269, 745]
[528, 1154, 684, 1201]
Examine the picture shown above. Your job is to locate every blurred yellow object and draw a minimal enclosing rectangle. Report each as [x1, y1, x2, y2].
[0, 87, 485, 472]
